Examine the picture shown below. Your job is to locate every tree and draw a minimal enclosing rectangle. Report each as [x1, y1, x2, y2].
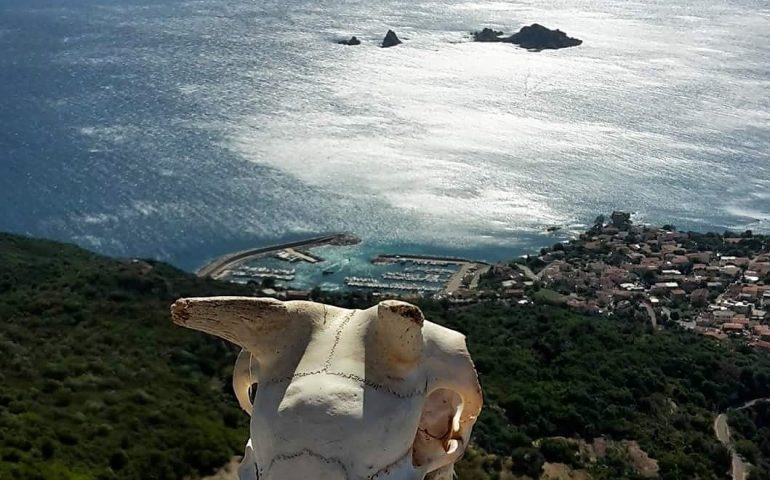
[539, 438, 578, 466]
[510, 447, 545, 478]
[40, 440, 55, 460]
[735, 439, 760, 464]
[640, 269, 656, 286]
[109, 450, 129, 471]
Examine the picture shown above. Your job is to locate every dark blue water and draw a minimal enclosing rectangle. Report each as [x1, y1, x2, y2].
[2, 0, 769, 271]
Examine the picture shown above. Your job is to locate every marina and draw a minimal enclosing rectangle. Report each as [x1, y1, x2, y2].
[344, 276, 443, 293]
[196, 233, 359, 279]
[381, 272, 445, 283]
[403, 266, 456, 275]
[372, 254, 485, 266]
[228, 266, 297, 281]
[203, 236, 491, 298]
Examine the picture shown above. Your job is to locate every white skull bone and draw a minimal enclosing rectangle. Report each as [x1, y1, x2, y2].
[171, 297, 482, 480]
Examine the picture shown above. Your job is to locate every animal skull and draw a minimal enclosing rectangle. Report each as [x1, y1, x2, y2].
[171, 297, 482, 480]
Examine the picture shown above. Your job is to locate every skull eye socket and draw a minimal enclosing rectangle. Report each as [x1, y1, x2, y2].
[412, 388, 464, 474]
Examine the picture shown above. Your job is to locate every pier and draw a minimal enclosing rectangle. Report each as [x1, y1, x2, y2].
[370, 253, 490, 296]
[372, 254, 488, 266]
[344, 276, 443, 293]
[199, 236, 490, 299]
[196, 233, 359, 279]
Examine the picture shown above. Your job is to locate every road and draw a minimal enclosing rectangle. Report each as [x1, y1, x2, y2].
[196, 234, 357, 278]
[642, 302, 658, 329]
[715, 413, 748, 480]
[516, 264, 543, 281]
[443, 263, 491, 294]
[470, 265, 491, 290]
[714, 414, 730, 444]
[444, 264, 474, 294]
[714, 398, 770, 480]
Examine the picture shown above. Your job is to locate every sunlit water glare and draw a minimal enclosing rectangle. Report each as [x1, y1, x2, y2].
[1, 0, 769, 269]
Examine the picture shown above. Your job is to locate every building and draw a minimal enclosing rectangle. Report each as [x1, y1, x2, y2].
[713, 310, 736, 323]
[722, 323, 745, 333]
[671, 289, 687, 300]
[652, 282, 679, 294]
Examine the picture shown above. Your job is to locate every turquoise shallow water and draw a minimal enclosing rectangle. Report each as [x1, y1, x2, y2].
[1, 0, 769, 271]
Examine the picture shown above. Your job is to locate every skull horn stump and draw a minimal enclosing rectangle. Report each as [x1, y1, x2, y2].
[171, 297, 482, 480]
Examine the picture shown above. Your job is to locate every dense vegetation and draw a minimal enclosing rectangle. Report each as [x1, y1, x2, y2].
[729, 402, 770, 479]
[419, 301, 770, 479]
[0, 233, 252, 479]
[3, 232, 770, 479]
[317, 295, 770, 479]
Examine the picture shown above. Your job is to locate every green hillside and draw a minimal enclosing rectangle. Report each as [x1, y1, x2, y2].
[418, 301, 770, 479]
[3, 233, 770, 479]
[0, 233, 252, 480]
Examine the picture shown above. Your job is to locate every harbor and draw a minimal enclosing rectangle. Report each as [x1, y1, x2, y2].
[228, 266, 296, 282]
[201, 237, 492, 298]
[196, 233, 360, 279]
[370, 254, 491, 296]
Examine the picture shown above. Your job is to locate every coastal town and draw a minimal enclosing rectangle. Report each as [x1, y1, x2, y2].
[479, 212, 770, 350]
[200, 213, 770, 350]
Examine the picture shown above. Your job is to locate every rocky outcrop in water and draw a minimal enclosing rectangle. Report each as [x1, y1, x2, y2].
[509, 24, 582, 50]
[381, 30, 402, 48]
[338, 36, 361, 46]
[472, 24, 582, 50]
[472, 28, 505, 43]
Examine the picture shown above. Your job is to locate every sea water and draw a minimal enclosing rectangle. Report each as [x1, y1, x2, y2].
[1, 0, 769, 271]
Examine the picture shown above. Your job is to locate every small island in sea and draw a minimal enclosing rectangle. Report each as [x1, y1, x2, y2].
[338, 36, 361, 46]
[381, 29, 402, 48]
[473, 23, 583, 50]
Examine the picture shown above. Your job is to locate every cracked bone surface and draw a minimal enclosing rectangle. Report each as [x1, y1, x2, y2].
[171, 297, 482, 480]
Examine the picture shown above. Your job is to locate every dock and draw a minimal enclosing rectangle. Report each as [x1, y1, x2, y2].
[276, 248, 322, 264]
[372, 254, 488, 266]
[370, 253, 490, 296]
[196, 233, 359, 279]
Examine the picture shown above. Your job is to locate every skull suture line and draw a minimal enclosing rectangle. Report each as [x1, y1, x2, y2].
[171, 297, 482, 480]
